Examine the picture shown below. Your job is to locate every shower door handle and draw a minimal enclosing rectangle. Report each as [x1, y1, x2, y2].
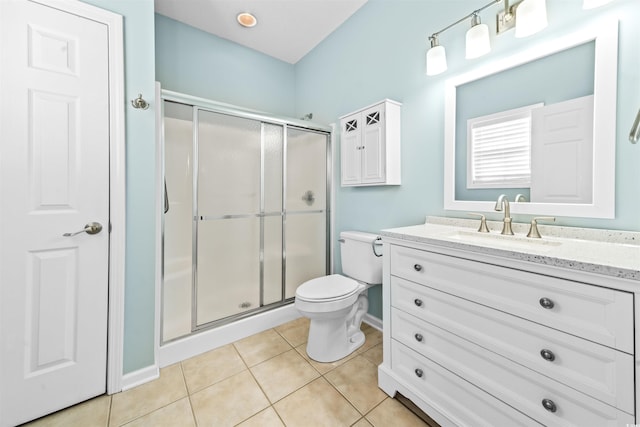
[164, 179, 170, 213]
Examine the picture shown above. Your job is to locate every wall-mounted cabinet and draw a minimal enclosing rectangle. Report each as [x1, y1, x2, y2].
[340, 99, 401, 187]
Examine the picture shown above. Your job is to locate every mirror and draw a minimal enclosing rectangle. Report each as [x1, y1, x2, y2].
[444, 19, 618, 218]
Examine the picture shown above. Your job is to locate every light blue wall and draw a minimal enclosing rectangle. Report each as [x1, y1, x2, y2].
[155, 14, 296, 117]
[295, 0, 640, 318]
[81, 0, 157, 374]
[153, 0, 639, 322]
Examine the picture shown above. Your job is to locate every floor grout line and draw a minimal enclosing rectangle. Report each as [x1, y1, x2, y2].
[28, 321, 427, 427]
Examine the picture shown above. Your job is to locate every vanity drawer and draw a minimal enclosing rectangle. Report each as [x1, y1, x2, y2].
[390, 284, 635, 414]
[390, 310, 635, 427]
[390, 245, 634, 353]
[390, 341, 542, 427]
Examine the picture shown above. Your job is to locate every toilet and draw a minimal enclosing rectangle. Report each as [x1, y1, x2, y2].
[295, 231, 383, 363]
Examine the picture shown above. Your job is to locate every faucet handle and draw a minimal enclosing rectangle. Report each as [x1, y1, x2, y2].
[468, 213, 490, 233]
[527, 217, 556, 238]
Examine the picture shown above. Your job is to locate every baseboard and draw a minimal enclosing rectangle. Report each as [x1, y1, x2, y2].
[120, 364, 160, 392]
[159, 304, 302, 368]
[363, 313, 382, 331]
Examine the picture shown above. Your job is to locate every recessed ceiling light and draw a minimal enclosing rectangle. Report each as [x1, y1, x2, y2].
[237, 12, 257, 28]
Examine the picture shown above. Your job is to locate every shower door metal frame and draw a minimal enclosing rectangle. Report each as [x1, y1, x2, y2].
[160, 90, 332, 339]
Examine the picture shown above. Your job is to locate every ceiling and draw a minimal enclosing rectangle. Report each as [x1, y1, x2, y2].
[154, 0, 369, 64]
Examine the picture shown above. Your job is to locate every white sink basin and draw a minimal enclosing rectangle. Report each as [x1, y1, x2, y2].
[444, 229, 562, 252]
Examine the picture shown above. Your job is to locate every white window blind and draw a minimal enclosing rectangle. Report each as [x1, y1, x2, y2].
[467, 104, 542, 189]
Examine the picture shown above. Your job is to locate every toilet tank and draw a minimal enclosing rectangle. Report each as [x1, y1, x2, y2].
[340, 231, 383, 285]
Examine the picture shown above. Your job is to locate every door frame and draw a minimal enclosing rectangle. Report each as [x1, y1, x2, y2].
[29, 0, 127, 394]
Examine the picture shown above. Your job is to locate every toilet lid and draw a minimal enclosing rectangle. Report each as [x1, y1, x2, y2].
[296, 274, 359, 301]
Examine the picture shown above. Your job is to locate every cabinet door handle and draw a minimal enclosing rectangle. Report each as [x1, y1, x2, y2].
[414, 333, 423, 342]
[414, 368, 424, 378]
[414, 298, 423, 307]
[413, 264, 422, 272]
[541, 398, 557, 413]
[540, 349, 556, 362]
[539, 297, 555, 309]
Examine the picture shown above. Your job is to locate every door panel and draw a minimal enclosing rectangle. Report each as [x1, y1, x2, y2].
[285, 128, 328, 298]
[0, 1, 110, 425]
[531, 95, 594, 203]
[196, 218, 260, 325]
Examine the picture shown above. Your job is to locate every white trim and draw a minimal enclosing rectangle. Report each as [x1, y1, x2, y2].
[121, 365, 160, 392]
[444, 19, 618, 219]
[330, 123, 337, 274]
[154, 82, 163, 379]
[363, 313, 382, 331]
[31, 0, 127, 395]
[159, 304, 301, 367]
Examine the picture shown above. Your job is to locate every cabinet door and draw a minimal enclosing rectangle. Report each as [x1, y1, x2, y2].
[361, 105, 385, 184]
[340, 114, 362, 186]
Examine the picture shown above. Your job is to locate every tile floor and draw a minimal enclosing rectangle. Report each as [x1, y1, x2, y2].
[24, 318, 433, 427]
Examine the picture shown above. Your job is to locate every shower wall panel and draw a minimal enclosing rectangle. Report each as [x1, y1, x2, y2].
[162, 102, 194, 342]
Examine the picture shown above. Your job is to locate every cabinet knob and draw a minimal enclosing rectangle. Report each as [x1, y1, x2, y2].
[414, 368, 424, 378]
[413, 264, 423, 272]
[414, 333, 423, 342]
[540, 349, 556, 362]
[539, 297, 555, 309]
[414, 299, 423, 307]
[541, 398, 557, 413]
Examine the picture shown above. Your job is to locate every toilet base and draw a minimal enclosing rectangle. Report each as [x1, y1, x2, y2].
[304, 294, 368, 363]
[306, 322, 366, 363]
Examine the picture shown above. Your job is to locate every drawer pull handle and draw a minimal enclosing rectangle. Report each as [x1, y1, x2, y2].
[414, 299, 423, 307]
[415, 333, 423, 342]
[539, 297, 555, 309]
[541, 398, 557, 413]
[540, 349, 556, 362]
[414, 368, 424, 378]
[413, 264, 423, 272]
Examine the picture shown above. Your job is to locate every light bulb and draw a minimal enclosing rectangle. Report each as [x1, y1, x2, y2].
[515, 0, 548, 38]
[426, 43, 447, 76]
[465, 15, 491, 59]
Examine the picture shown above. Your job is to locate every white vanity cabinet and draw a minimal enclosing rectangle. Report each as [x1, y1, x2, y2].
[379, 237, 637, 427]
[340, 99, 401, 187]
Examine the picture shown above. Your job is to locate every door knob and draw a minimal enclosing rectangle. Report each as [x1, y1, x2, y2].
[63, 222, 103, 237]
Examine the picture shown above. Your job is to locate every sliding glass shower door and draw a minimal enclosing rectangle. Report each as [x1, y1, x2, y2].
[196, 111, 286, 326]
[162, 97, 330, 341]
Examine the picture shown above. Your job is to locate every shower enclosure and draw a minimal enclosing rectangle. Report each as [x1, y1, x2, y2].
[161, 92, 331, 343]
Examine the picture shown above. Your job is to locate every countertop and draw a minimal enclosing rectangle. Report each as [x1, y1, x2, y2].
[380, 216, 640, 281]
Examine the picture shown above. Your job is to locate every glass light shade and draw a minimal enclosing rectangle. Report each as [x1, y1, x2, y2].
[466, 23, 491, 59]
[583, 0, 614, 9]
[426, 45, 447, 76]
[515, 0, 548, 38]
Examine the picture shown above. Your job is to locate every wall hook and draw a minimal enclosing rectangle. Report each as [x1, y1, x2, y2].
[131, 94, 149, 110]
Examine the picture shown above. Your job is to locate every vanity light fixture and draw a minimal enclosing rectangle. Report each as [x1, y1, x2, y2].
[237, 12, 257, 28]
[426, 35, 447, 76]
[514, 0, 548, 38]
[497, 0, 547, 36]
[466, 13, 491, 59]
[425, 0, 498, 76]
[425, 0, 549, 76]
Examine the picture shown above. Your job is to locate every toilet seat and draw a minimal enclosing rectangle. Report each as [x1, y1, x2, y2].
[295, 274, 360, 303]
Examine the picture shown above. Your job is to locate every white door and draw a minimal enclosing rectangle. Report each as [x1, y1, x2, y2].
[530, 95, 594, 204]
[0, 1, 111, 425]
[361, 105, 385, 184]
[340, 114, 362, 186]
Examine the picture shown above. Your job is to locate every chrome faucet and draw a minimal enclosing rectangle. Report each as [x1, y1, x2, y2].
[494, 194, 514, 235]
